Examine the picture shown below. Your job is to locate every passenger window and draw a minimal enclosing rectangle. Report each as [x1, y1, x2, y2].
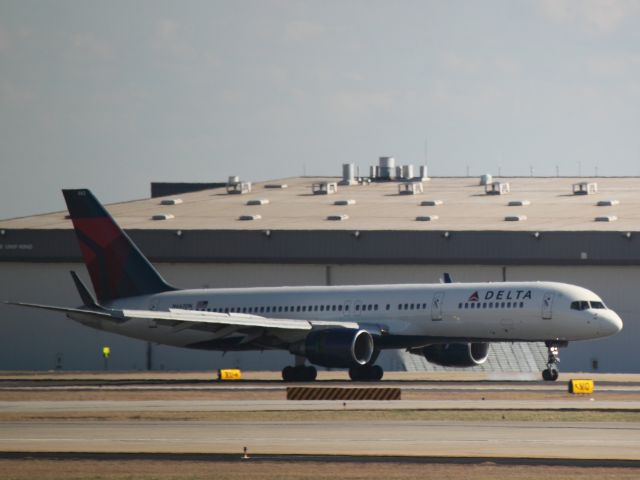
[386, 304, 390, 310]
[296, 306, 301, 312]
[482, 303, 487, 308]
[374, 305, 379, 311]
[332, 305, 337, 311]
[398, 304, 402, 310]
[464, 303, 468, 308]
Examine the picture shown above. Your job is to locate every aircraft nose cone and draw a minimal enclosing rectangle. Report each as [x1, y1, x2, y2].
[601, 312, 623, 336]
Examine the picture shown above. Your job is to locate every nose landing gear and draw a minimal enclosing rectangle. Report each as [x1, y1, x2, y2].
[542, 341, 561, 381]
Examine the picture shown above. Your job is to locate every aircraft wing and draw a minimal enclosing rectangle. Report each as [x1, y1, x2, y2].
[5, 302, 361, 332]
[123, 308, 362, 331]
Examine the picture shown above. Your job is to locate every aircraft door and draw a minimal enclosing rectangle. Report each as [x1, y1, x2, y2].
[343, 300, 352, 317]
[354, 300, 363, 316]
[431, 292, 444, 321]
[542, 292, 554, 319]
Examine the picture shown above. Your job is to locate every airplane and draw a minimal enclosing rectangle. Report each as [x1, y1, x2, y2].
[6, 189, 623, 382]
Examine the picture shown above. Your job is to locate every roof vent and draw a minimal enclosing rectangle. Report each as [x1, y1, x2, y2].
[264, 183, 288, 189]
[334, 199, 356, 206]
[421, 199, 443, 206]
[378, 156, 396, 180]
[486, 182, 510, 195]
[505, 215, 526, 222]
[312, 182, 338, 195]
[246, 199, 270, 206]
[416, 215, 438, 221]
[480, 174, 492, 186]
[508, 200, 530, 206]
[595, 215, 617, 222]
[227, 176, 252, 194]
[417, 165, 429, 181]
[160, 198, 183, 205]
[327, 214, 349, 221]
[398, 182, 424, 195]
[340, 163, 357, 185]
[597, 199, 619, 206]
[239, 214, 262, 221]
[152, 214, 175, 221]
[401, 164, 414, 180]
[573, 182, 597, 195]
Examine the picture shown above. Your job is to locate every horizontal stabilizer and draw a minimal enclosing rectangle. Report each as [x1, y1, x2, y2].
[4, 301, 114, 319]
[70, 271, 99, 307]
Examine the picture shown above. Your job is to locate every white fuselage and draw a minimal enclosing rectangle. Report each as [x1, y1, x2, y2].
[69, 280, 623, 351]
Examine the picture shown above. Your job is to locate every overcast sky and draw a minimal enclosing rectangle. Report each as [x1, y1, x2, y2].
[1, 0, 640, 219]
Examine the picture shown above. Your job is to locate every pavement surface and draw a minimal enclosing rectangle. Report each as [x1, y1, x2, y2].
[2, 420, 639, 460]
[3, 372, 640, 461]
[2, 398, 640, 412]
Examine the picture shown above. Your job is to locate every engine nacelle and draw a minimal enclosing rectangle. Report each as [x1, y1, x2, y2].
[304, 328, 374, 368]
[422, 342, 490, 367]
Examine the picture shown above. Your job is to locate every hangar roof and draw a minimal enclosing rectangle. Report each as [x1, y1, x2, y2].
[2, 176, 640, 232]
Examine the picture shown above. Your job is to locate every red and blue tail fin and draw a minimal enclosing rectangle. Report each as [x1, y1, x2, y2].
[63, 189, 176, 303]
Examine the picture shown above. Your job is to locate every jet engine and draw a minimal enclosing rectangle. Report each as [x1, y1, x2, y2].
[421, 343, 490, 367]
[303, 328, 374, 368]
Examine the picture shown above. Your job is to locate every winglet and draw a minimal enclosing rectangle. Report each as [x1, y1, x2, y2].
[70, 270, 100, 308]
[443, 273, 453, 284]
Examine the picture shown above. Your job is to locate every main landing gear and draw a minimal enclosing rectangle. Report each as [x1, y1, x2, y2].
[282, 365, 317, 382]
[348, 364, 384, 381]
[542, 341, 561, 381]
[282, 356, 318, 382]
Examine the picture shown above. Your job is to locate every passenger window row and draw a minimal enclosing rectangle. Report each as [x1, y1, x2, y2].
[200, 304, 349, 314]
[398, 303, 429, 310]
[194, 302, 426, 314]
[458, 301, 524, 309]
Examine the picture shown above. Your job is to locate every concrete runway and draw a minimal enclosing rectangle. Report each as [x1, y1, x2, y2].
[3, 373, 640, 461]
[2, 398, 640, 412]
[2, 419, 639, 459]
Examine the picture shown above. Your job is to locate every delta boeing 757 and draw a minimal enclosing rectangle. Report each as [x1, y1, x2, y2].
[6, 189, 623, 381]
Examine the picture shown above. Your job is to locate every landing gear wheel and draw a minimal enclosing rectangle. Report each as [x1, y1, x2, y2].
[282, 366, 295, 382]
[304, 365, 317, 381]
[541, 342, 562, 382]
[281, 365, 317, 382]
[348, 364, 384, 381]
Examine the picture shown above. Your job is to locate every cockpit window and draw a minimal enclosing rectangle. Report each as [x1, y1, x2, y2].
[571, 300, 606, 310]
[571, 301, 590, 311]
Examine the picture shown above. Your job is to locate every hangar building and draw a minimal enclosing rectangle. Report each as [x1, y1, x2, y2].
[1, 164, 638, 374]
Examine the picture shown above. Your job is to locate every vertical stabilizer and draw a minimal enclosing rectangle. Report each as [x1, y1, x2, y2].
[63, 189, 175, 303]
